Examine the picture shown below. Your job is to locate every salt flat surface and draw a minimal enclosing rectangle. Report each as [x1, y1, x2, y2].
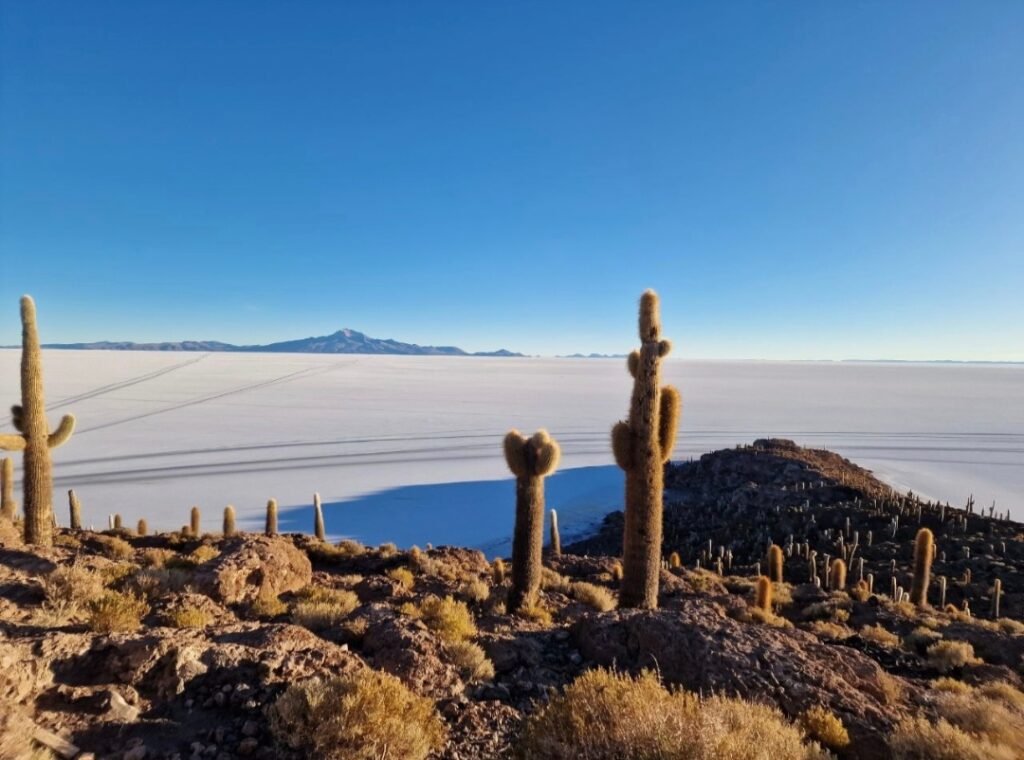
[0, 351, 1021, 555]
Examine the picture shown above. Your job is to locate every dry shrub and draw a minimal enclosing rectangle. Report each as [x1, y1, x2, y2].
[890, 716, 1014, 760]
[807, 621, 853, 640]
[126, 567, 191, 598]
[53, 533, 81, 550]
[997, 618, 1024, 635]
[458, 579, 490, 604]
[520, 668, 827, 759]
[860, 624, 900, 649]
[976, 681, 1024, 713]
[141, 548, 176, 568]
[402, 595, 476, 643]
[250, 586, 288, 618]
[798, 706, 850, 750]
[42, 562, 106, 608]
[570, 582, 616, 612]
[190, 544, 219, 564]
[926, 640, 981, 673]
[86, 591, 149, 633]
[387, 567, 415, 591]
[801, 601, 848, 622]
[292, 588, 359, 631]
[931, 677, 971, 694]
[446, 641, 495, 683]
[169, 605, 212, 628]
[903, 626, 943, 653]
[95, 534, 133, 560]
[377, 542, 398, 557]
[515, 602, 553, 626]
[540, 567, 570, 594]
[269, 670, 447, 760]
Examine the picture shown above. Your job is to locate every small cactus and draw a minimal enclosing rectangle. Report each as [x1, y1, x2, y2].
[549, 509, 561, 557]
[265, 499, 278, 536]
[190, 506, 201, 537]
[503, 429, 560, 612]
[669, 551, 681, 569]
[991, 578, 1002, 619]
[909, 528, 933, 607]
[113, 514, 123, 531]
[612, 290, 681, 609]
[768, 543, 784, 583]
[0, 297, 76, 546]
[137, 518, 148, 537]
[829, 558, 847, 590]
[68, 489, 81, 530]
[755, 576, 772, 612]
[313, 493, 325, 541]
[1, 457, 16, 520]
[223, 505, 236, 536]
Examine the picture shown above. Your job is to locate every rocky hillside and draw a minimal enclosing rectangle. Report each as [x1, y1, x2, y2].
[1, 441, 1022, 760]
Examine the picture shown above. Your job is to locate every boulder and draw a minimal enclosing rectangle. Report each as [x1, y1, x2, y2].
[194, 536, 311, 605]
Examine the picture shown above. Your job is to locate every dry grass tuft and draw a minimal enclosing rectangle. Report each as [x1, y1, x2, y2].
[570, 582, 617, 612]
[250, 586, 288, 618]
[401, 595, 477, 643]
[798, 706, 850, 750]
[141, 548, 176, 568]
[859, 624, 900, 649]
[269, 670, 447, 760]
[446, 641, 495, 683]
[540, 567, 571, 594]
[292, 587, 359, 631]
[458, 579, 490, 604]
[515, 602, 553, 626]
[169, 605, 212, 628]
[95, 534, 133, 560]
[86, 591, 149, 633]
[520, 668, 827, 759]
[926, 640, 981, 673]
[387, 567, 415, 591]
[807, 621, 853, 640]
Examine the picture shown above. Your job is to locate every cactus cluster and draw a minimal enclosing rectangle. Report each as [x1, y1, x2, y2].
[611, 290, 681, 609]
[0, 297, 76, 545]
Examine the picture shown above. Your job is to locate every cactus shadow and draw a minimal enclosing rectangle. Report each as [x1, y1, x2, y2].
[274, 464, 623, 558]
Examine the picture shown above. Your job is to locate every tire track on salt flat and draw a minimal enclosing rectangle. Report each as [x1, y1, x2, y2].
[75, 362, 346, 435]
[48, 353, 211, 410]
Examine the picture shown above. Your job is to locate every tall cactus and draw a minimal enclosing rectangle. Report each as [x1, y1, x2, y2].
[612, 290, 681, 609]
[0, 297, 76, 546]
[190, 506, 201, 537]
[909, 527, 933, 607]
[68, 489, 82, 530]
[768, 543, 784, 583]
[1, 457, 16, 520]
[223, 505, 236, 537]
[266, 498, 278, 536]
[503, 429, 560, 613]
[313, 492, 326, 540]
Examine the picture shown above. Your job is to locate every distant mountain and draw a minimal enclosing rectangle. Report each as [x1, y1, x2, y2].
[39, 328, 523, 357]
[558, 352, 628, 359]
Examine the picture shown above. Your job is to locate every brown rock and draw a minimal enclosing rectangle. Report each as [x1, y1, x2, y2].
[194, 536, 311, 605]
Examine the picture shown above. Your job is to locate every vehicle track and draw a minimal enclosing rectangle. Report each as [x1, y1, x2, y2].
[48, 353, 211, 410]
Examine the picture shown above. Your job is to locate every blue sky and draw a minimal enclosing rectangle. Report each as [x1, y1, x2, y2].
[1, 2, 1022, 359]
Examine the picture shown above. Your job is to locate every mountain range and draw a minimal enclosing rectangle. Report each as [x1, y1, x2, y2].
[38, 328, 523, 357]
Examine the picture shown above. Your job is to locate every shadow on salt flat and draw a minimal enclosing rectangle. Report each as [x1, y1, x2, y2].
[275, 465, 623, 558]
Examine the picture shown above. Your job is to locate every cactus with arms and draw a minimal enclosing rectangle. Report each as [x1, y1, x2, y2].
[0, 297, 76, 546]
[504, 429, 560, 613]
[612, 290, 681, 608]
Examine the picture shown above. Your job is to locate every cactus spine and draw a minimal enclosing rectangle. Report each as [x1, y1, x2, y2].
[503, 429, 560, 612]
[313, 492, 325, 540]
[909, 527, 933, 607]
[549, 509, 561, 557]
[68, 489, 81, 530]
[0, 297, 76, 546]
[1, 458, 15, 520]
[190, 506, 201, 537]
[612, 290, 681, 609]
[223, 505, 236, 536]
[265, 499, 278, 536]
[768, 543, 784, 583]
[755, 576, 772, 612]
[829, 558, 847, 590]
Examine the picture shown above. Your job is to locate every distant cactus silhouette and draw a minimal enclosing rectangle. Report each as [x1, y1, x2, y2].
[1, 457, 15, 520]
[137, 518, 148, 536]
[991, 578, 1002, 618]
[669, 551, 681, 569]
[68, 489, 82, 530]
[223, 505, 236, 536]
[768, 544, 784, 583]
[0, 297, 76, 545]
[829, 558, 847, 590]
[549, 509, 561, 557]
[909, 528, 933, 607]
[313, 493, 325, 540]
[492, 558, 506, 585]
[612, 290, 681, 609]
[113, 514, 123, 531]
[755, 576, 772, 612]
[190, 506, 201, 537]
[503, 429, 560, 613]
[265, 498, 278, 536]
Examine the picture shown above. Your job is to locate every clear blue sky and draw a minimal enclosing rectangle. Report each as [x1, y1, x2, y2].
[2, 2, 1022, 359]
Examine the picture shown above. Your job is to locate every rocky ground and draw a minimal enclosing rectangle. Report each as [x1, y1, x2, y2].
[1, 439, 1022, 759]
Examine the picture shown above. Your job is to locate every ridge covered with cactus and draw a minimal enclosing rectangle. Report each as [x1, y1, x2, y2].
[1, 294, 1022, 760]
